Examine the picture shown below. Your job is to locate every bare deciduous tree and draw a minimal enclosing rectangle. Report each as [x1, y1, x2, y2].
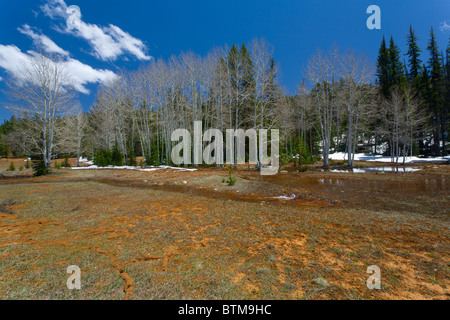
[339, 49, 374, 166]
[306, 45, 340, 167]
[5, 53, 76, 168]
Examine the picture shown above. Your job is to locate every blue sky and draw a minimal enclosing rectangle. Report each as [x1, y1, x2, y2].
[0, 0, 449, 121]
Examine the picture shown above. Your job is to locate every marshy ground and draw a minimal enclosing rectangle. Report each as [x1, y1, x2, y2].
[0, 158, 448, 300]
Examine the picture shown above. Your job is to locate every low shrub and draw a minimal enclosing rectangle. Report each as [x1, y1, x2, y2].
[225, 166, 236, 186]
[63, 156, 70, 168]
[32, 158, 50, 176]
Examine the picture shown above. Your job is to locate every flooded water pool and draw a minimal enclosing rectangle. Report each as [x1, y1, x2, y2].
[324, 167, 422, 173]
[262, 173, 448, 194]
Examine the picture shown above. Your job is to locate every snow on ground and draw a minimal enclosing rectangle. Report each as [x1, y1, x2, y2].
[329, 152, 450, 163]
[78, 157, 93, 165]
[72, 165, 197, 172]
[158, 166, 198, 172]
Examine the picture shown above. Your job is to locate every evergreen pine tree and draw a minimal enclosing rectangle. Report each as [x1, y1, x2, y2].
[32, 155, 50, 176]
[444, 38, 450, 155]
[128, 142, 137, 166]
[239, 43, 256, 128]
[388, 36, 406, 90]
[376, 36, 390, 98]
[406, 26, 422, 85]
[266, 58, 280, 110]
[406, 26, 425, 153]
[427, 27, 445, 155]
[111, 145, 123, 166]
[227, 44, 239, 92]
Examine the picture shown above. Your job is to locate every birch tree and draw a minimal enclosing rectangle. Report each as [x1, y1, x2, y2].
[340, 49, 374, 166]
[5, 53, 76, 169]
[306, 46, 340, 167]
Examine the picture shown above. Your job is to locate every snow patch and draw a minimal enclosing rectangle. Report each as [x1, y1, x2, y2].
[72, 165, 198, 172]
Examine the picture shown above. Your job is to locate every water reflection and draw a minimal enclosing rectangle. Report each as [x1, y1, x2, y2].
[323, 167, 421, 173]
[263, 173, 447, 193]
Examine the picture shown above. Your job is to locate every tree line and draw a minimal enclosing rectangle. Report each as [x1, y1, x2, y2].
[0, 29, 449, 175]
[376, 26, 449, 158]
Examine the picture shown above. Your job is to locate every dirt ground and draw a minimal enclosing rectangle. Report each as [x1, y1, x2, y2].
[0, 157, 448, 300]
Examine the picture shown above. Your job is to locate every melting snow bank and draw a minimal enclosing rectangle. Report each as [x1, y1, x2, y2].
[78, 157, 94, 165]
[329, 152, 450, 163]
[72, 165, 197, 172]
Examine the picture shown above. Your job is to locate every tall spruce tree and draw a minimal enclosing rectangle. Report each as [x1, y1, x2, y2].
[406, 26, 422, 85]
[406, 26, 425, 153]
[444, 38, 450, 154]
[388, 36, 406, 90]
[240, 43, 256, 128]
[427, 27, 444, 155]
[376, 36, 390, 98]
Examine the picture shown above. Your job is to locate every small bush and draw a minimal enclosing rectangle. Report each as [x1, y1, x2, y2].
[63, 156, 70, 168]
[32, 158, 50, 176]
[8, 162, 15, 171]
[93, 149, 111, 167]
[54, 161, 61, 169]
[25, 159, 31, 169]
[127, 144, 136, 166]
[111, 145, 123, 166]
[94, 146, 123, 167]
[279, 153, 291, 167]
[225, 166, 236, 186]
[19, 166, 24, 171]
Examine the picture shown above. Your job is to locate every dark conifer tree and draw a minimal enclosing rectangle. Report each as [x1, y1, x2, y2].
[239, 43, 256, 128]
[406, 26, 426, 152]
[388, 36, 406, 90]
[427, 27, 445, 155]
[376, 36, 390, 98]
[444, 38, 450, 154]
[406, 26, 422, 85]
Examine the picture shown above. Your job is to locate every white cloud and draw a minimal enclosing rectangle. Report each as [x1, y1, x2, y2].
[18, 24, 69, 56]
[0, 76, 3, 82]
[0, 44, 118, 94]
[41, 0, 151, 61]
[440, 21, 450, 32]
[0, 45, 32, 78]
[64, 58, 118, 94]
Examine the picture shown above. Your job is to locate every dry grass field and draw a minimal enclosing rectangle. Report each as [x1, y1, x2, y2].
[0, 158, 448, 300]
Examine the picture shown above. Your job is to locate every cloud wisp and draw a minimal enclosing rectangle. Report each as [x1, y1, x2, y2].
[0, 45, 118, 94]
[18, 24, 69, 56]
[41, 0, 151, 61]
[440, 21, 450, 32]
